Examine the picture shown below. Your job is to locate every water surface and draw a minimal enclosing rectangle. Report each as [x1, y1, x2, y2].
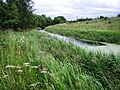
[39, 30, 120, 55]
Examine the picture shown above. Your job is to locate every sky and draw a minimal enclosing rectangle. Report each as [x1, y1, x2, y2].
[33, 0, 120, 20]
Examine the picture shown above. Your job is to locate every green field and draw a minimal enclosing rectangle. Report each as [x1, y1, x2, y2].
[1, 0, 120, 89]
[46, 17, 120, 44]
[0, 30, 120, 90]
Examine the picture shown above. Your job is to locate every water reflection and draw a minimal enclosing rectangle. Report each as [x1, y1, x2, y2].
[39, 30, 120, 55]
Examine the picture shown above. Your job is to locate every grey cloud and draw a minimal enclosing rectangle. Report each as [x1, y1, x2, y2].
[33, 0, 120, 20]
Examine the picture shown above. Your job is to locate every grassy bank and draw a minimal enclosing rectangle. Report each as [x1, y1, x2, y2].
[0, 30, 120, 90]
[46, 17, 120, 44]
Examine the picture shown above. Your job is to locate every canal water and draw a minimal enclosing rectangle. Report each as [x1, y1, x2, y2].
[39, 30, 120, 55]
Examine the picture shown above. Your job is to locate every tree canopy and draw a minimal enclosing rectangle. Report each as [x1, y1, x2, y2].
[0, 0, 54, 30]
[54, 16, 66, 24]
[118, 14, 120, 17]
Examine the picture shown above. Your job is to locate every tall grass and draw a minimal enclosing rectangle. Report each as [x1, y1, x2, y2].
[46, 17, 120, 44]
[0, 30, 120, 90]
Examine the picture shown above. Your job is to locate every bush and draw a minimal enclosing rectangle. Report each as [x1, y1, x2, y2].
[53, 16, 66, 24]
[108, 21, 112, 24]
[117, 14, 120, 17]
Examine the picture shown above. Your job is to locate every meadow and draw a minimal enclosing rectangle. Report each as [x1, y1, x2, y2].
[46, 17, 120, 44]
[0, 30, 120, 90]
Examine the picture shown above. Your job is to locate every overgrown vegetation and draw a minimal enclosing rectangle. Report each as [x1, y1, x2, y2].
[0, 30, 120, 90]
[0, 0, 33, 29]
[0, 0, 120, 90]
[0, 0, 67, 30]
[46, 17, 120, 44]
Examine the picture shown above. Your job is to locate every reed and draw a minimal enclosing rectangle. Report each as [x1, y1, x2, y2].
[0, 30, 120, 90]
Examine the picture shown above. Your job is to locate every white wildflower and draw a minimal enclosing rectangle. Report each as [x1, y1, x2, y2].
[23, 63, 30, 67]
[16, 70, 23, 73]
[20, 38, 24, 42]
[6, 65, 21, 69]
[23, 63, 30, 65]
[16, 66, 21, 69]
[22, 36, 25, 39]
[42, 68, 47, 71]
[6, 65, 16, 68]
[31, 66, 38, 69]
[24, 64, 30, 67]
[41, 71, 47, 73]
[3, 75, 8, 78]
[30, 82, 40, 87]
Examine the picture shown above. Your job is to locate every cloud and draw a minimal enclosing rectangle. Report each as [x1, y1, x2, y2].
[33, 0, 120, 20]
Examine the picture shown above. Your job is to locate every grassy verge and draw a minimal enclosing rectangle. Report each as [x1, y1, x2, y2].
[46, 18, 120, 44]
[0, 30, 120, 90]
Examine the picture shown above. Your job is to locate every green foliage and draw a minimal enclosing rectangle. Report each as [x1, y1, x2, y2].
[0, 0, 19, 29]
[13, 0, 34, 29]
[33, 14, 53, 29]
[46, 17, 120, 44]
[54, 16, 66, 24]
[77, 18, 92, 22]
[100, 16, 104, 19]
[0, 30, 120, 90]
[0, 0, 54, 30]
[0, 0, 34, 29]
[118, 14, 120, 17]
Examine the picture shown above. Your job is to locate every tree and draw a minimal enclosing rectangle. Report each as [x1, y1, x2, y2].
[0, 0, 6, 29]
[104, 17, 108, 20]
[0, 0, 53, 30]
[99, 16, 104, 19]
[117, 14, 120, 17]
[16, 0, 34, 29]
[0, 0, 19, 29]
[37, 14, 53, 29]
[0, 0, 34, 29]
[46, 17, 53, 26]
[53, 16, 66, 24]
[6, 0, 19, 29]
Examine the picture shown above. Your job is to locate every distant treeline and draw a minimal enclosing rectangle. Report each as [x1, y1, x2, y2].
[34, 15, 66, 29]
[68, 15, 120, 23]
[0, 0, 66, 30]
